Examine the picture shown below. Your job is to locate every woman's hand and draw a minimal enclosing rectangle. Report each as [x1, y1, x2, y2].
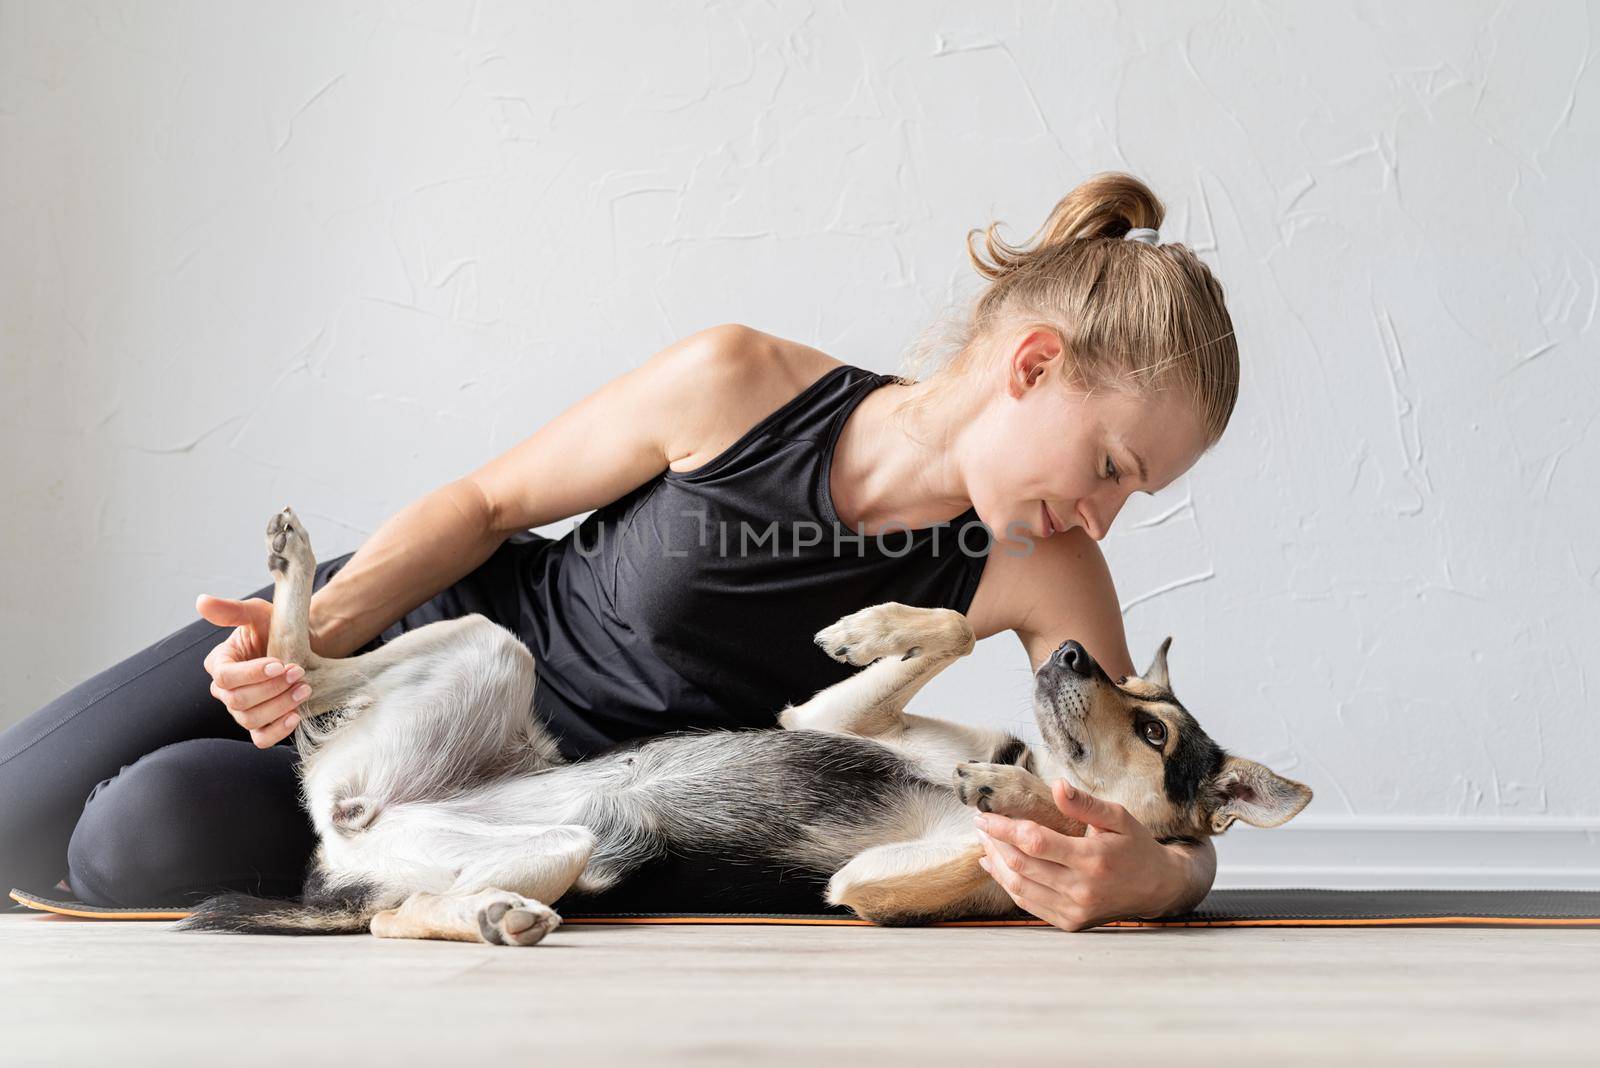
[196, 594, 313, 749]
[973, 778, 1214, 930]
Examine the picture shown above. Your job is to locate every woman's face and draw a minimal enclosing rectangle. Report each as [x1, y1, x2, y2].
[962, 329, 1210, 547]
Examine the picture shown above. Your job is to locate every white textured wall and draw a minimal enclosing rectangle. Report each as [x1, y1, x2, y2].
[3, 1, 1596, 885]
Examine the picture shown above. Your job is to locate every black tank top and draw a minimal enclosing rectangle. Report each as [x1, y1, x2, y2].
[516, 363, 992, 759]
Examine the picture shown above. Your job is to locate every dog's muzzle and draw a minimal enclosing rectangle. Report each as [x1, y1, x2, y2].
[1050, 639, 1097, 679]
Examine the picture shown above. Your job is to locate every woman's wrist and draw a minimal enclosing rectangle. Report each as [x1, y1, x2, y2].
[1147, 837, 1216, 918]
[308, 593, 355, 659]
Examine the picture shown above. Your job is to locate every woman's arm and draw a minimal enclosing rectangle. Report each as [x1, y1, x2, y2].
[207, 324, 767, 742]
[306, 478, 507, 658]
[1164, 835, 1218, 915]
[312, 324, 776, 656]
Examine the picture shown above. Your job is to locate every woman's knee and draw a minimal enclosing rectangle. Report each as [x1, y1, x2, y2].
[67, 738, 314, 907]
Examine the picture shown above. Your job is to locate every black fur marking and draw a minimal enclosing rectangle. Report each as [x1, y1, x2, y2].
[991, 735, 1030, 768]
[1162, 713, 1227, 808]
[302, 868, 376, 908]
[294, 703, 363, 752]
[686, 729, 937, 832]
[575, 728, 947, 884]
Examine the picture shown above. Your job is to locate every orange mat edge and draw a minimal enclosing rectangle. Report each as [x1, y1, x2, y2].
[10, 889, 189, 921]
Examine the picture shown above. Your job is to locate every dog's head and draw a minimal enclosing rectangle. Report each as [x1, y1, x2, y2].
[1033, 637, 1311, 841]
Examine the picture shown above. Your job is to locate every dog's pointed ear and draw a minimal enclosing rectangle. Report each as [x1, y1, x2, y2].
[1140, 636, 1173, 691]
[1208, 757, 1312, 832]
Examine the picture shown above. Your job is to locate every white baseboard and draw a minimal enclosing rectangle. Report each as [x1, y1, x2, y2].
[1210, 817, 1600, 890]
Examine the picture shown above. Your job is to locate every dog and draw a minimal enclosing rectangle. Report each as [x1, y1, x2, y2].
[178, 507, 1311, 945]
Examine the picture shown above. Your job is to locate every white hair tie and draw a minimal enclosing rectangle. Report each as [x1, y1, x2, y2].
[1124, 228, 1160, 246]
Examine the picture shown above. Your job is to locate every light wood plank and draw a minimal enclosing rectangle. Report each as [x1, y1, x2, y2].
[1, 913, 1596, 1064]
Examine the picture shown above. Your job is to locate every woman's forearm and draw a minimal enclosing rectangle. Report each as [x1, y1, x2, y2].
[1159, 836, 1217, 917]
[308, 478, 508, 658]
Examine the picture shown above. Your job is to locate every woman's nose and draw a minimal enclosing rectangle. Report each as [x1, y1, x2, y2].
[1077, 504, 1108, 542]
[1080, 508, 1105, 541]
[1079, 493, 1129, 542]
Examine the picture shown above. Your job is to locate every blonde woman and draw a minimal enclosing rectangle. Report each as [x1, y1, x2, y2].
[1, 173, 1237, 930]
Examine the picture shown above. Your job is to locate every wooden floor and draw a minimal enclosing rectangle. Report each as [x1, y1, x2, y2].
[2, 912, 1596, 1065]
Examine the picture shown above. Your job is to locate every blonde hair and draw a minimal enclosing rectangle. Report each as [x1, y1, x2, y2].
[899, 172, 1239, 447]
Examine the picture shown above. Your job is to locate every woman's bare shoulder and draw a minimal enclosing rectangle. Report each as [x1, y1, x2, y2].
[664, 324, 847, 474]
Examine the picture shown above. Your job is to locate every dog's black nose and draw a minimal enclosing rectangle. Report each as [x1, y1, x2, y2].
[1053, 640, 1096, 677]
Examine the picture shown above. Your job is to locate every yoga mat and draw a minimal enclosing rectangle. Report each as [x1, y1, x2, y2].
[13, 886, 1600, 928]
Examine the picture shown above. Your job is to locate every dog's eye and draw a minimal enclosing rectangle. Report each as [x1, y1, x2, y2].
[1139, 718, 1167, 749]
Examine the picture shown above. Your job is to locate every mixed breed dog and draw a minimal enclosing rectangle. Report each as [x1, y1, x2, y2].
[180, 507, 1311, 945]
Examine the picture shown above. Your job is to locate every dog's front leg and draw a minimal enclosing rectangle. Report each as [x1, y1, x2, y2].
[779, 603, 975, 738]
[954, 762, 1086, 837]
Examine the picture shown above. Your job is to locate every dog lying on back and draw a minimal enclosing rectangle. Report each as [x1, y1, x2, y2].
[180, 508, 1311, 945]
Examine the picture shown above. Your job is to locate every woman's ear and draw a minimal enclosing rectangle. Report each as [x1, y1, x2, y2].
[1006, 327, 1067, 398]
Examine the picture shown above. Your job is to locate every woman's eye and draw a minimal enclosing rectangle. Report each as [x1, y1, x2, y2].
[1104, 455, 1120, 482]
[1140, 719, 1166, 748]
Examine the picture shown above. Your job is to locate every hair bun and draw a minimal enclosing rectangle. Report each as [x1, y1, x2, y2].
[966, 172, 1166, 280]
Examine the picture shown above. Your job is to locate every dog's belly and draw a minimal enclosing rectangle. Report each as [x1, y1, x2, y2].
[443, 729, 960, 880]
[311, 728, 970, 906]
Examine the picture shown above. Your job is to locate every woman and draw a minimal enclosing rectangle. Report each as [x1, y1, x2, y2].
[0, 172, 1236, 931]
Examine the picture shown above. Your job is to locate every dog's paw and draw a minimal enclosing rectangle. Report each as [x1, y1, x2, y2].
[813, 603, 974, 666]
[476, 892, 561, 948]
[954, 762, 1047, 816]
[265, 506, 315, 577]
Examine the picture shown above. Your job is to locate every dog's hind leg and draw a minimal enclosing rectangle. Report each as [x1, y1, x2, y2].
[370, 889, 563, 947]
[444, 822, 597, 904]
[259, 505, 389, 723]
[263, 506, 320, 671]
[262, 508, 559, 774]
[829, 767, 1089, 926]
[826, 837, 1012, 925]
[779, 603, 974, 737]
[366, 822, 596, 946]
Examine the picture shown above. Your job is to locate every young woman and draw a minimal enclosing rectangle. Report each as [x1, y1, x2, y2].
[0, 172, 1237, 931]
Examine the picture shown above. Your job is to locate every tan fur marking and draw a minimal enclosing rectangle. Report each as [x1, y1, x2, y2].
[831, 844, 1010, 924]
[1117, 677, 1168, 700]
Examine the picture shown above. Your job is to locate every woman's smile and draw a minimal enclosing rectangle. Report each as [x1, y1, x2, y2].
[1039, 501, 1067, 538]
